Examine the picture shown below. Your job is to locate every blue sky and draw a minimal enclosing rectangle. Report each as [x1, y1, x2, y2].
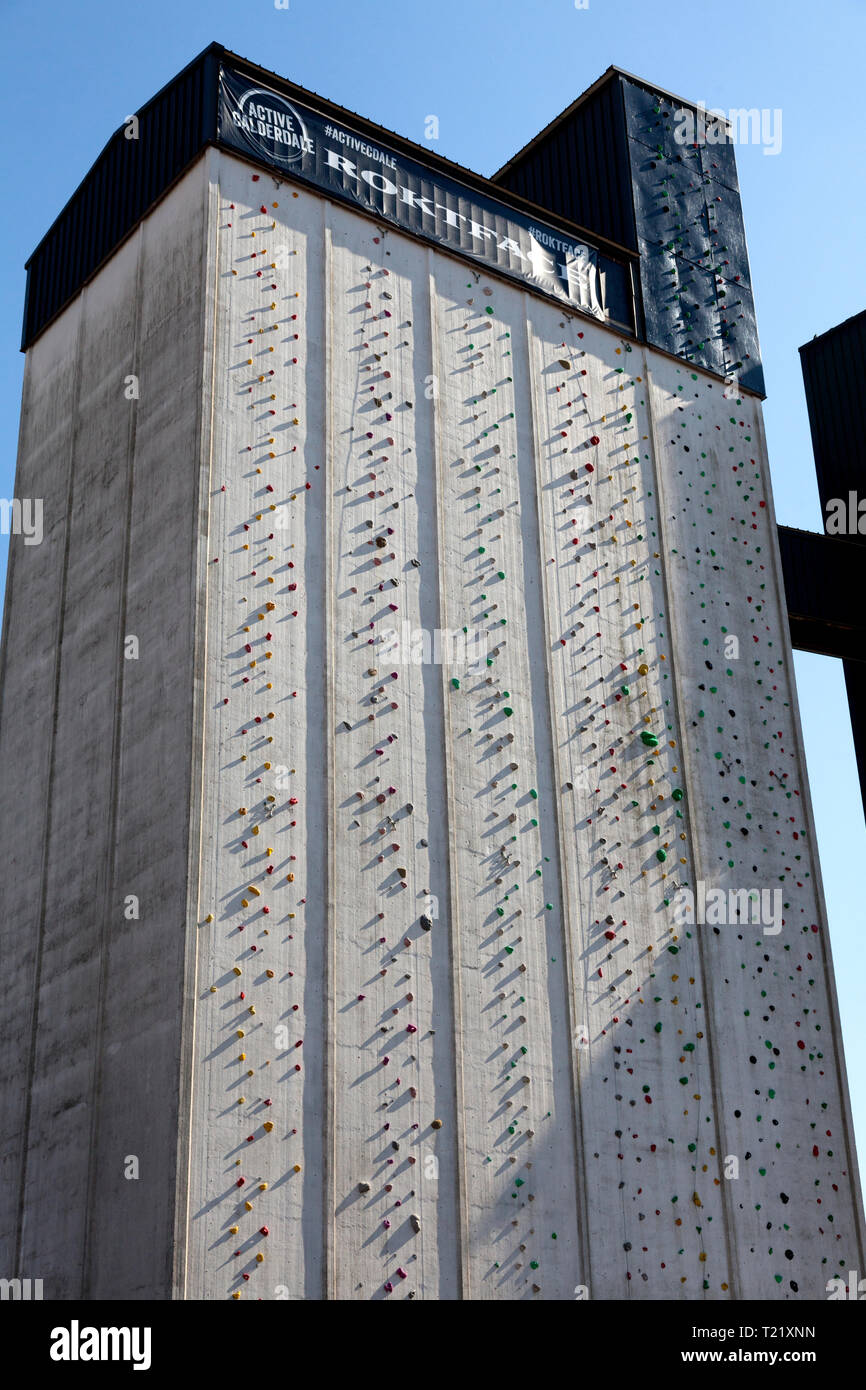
[2, 0, 864, 1161]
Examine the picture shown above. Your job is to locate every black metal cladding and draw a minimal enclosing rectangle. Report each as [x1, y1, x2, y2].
[777, 525, 865, 660]
[495, 77, 636, 253]
[800, 310, 866, 538]
[21, 45, 219, 349]
[21, 43, 637, 350]
[21, 45, 760, 397]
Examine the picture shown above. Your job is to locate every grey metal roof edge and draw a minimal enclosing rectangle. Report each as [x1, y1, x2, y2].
[799, 307, 866, 356]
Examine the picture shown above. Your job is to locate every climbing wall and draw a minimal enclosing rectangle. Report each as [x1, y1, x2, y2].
[185, 149, 863, 1300]
[623, 77, 764, 397]
[5, 140, 858, 1300]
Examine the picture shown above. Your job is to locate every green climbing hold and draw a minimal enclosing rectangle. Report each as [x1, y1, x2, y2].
[640, 731, 659, 747]
[451, 678, 460, 690]
[656, 848, 667, 862]
[671, 788, 684, 801]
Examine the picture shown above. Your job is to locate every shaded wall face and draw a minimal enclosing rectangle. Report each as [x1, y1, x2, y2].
[0, 159, 209, 1299]
[186, 150, 861, 1299]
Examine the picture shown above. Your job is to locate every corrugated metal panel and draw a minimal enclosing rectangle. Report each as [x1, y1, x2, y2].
[777, 524, 864, 659]
[21, 46, 219, 349]
[494, 76, 637, 251]
[800, 310, 866, 532]
[843, 659, 866, 824]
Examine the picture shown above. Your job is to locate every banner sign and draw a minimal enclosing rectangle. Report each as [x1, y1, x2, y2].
[218, 66, 634, 332]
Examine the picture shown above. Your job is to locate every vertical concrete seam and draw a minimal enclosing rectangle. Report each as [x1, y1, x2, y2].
[422, 254, 467, 1299]
[322, 206, 337, 1301]
[81, 223, 145, 1299]
[643, 358, 739, 1299]
[521, 306, 594, 1295]
[427, 254, 471, 1299]
[13, 297, 86, 1282]
[174, 152, 222, 1298]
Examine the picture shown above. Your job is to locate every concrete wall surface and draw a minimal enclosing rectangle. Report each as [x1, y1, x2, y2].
[1, 146, 862, 1300]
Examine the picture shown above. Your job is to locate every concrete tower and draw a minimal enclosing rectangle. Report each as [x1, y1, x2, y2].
[1, 46, 862, 1300]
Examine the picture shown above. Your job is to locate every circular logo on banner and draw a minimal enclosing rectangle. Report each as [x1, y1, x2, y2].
[233, 85, 309, 166]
